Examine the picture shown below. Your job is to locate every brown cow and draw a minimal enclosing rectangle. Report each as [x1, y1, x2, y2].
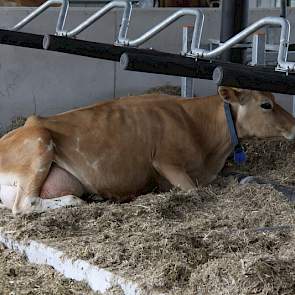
[0, 87, 294, 215]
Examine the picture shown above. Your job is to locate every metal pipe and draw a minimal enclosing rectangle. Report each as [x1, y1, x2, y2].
[251, 32, 266, 65]
[181, 26, 194, 98]
[192, 16, 295, 72]
[280, 0, 287, 18]
[66, 0, 132, 39]
[220, 0, 248, 63]
[122, 8, 204, 53]
[12, 0, 69, 35]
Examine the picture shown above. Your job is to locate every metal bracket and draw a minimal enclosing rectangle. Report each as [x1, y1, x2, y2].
[116, 8, 204, 54]
[208, 38, 279, 51]
[65, 0, 132, 41]
[190, 16, 295, 73]
[251, 32, 266, 66]
[12, 0, 69, 35]
[181, 26, 194, 98]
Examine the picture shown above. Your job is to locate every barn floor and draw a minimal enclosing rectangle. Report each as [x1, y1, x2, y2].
[0, 138, 295, 295]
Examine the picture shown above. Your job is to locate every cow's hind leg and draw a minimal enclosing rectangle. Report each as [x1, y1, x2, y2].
[11, 127, 84, 214]
[40, 195, 85, 211]
[10, 127, 55, 214]
[1, 186, 84, 213]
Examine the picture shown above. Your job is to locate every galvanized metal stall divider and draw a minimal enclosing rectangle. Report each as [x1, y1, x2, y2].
[190, 16, 295, 73]
[12, 0, 69, 33]
[0, 0, 69, 49]
[119, 15, 295, 73]
[120, 14, 295, 94]
[43, 2, 204, 62]
[0, 0, 295, 94]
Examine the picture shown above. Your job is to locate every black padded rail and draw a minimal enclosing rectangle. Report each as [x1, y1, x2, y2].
[120, 51, 222, 79]
[3, 31, 291, 95]
[0, 29, 44, 49]
[213, 65, 295, 95]
[43, 34, 177, 62]
[119, 51, 295, 95]
[43, 34, 222, 80]
[119, 51, 278, 81]
[119, 50, 295, 95]
[42, 34, 295, 94]
[44, 34, 126, 61]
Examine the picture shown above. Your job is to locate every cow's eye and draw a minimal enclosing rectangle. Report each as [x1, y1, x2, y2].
[260, 102, 273, 110]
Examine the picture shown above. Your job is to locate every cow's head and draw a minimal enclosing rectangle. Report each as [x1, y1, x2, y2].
[218, 86, 295, 140]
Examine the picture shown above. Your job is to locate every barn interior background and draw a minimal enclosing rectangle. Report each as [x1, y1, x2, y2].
[0, 0, 293, 130]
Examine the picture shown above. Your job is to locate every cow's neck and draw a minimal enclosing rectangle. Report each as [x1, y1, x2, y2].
[183, 95, 240, 183]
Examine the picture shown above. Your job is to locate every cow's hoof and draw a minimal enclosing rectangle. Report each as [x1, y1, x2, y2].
[41, 195, 85, 210]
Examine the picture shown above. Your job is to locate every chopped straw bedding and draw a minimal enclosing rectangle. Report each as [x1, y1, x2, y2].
[0, 243, 99, 295]
[1, 87, 295, 295]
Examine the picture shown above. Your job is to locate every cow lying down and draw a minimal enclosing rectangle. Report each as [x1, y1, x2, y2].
[0, 87, 295, 215]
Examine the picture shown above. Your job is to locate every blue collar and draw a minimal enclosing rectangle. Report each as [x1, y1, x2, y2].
[224, 102, 247, 165]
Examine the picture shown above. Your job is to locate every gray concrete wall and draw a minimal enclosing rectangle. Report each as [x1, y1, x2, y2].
[0, 6, 294, 128]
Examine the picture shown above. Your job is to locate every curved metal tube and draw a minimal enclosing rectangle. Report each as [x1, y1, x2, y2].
[121, 8, 204, 52]
[66, 0, 132, 39]
[192, 16, 295, 72]
[12, 0, 69, 35]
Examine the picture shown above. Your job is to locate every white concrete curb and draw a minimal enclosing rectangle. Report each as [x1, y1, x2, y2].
[0, 229, 162, 295]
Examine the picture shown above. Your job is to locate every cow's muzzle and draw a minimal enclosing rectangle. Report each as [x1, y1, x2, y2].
[283, 126, 295, 140]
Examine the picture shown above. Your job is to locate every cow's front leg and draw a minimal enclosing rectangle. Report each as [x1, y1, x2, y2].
[152, 160, 196, 191]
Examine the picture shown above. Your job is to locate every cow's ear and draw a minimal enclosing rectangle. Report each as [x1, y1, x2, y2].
[218, 86, 248, 105]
